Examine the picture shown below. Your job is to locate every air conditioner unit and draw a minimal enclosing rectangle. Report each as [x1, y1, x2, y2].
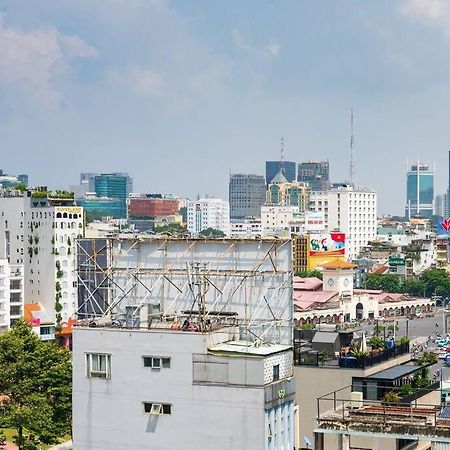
[150, 404, 162, 415]
[349, 391, 363, 409]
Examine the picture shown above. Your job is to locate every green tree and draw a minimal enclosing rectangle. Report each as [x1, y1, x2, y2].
[13, 183, 27, 192]
[0, 320, 72, 449]
[154, 223, 188, 236]
[198, 228, 225, 238]
[365, 274, 402, 293]
[419, 269, 450, 297]
[295, 270, 323, 280]
[401, 278, 426, 296]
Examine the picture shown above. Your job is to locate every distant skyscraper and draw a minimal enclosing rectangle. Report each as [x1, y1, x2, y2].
[0, 169, 28, 189]
[405, 162, 434, 219]
[94, 173, 133, 218]
[435, 194, 444, 217]
[229, 174, 266, 220]
[265, 161, 296, 184]
[448, 150, 450, 217]
[297, 161, 329, 191]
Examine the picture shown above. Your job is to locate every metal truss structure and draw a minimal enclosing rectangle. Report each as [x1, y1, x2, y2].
[76, 236, 293, 345]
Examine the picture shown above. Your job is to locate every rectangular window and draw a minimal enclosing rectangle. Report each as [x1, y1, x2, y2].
[273, 364, 280, 381]
[143, 356, 171, 369]
[143, 402, 172, 415]
[86, 353, 111, 379]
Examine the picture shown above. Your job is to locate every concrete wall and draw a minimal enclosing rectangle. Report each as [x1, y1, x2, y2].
[73, 327, 266, 450]
[295, 353, 411, 443]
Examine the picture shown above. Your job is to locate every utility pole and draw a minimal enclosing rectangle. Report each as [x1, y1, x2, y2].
[280, 137, 285, 176]
[350, 108, 355, 185]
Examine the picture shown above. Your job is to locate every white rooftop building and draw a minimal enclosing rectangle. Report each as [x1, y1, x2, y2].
[187, 198, 230, 236]
[73, 325, 295, 450]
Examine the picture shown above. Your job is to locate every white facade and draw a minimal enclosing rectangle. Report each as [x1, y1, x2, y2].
[230, 219, 262, 238]
[73, 326, 295, 450]
[326, 186, 377, 260]
[261, 205, 301, 237]
[309, 192, 329, 228]
[8, 263, 23, 327]
[187, 198, 230, 236]
[0, 192, 84, 325]
[0, 259, 10, 332]
[26, 204, 83, 323]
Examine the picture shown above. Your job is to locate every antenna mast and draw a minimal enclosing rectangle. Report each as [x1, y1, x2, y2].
[350, 108, 355, 185]
[280, 137, 285, 175]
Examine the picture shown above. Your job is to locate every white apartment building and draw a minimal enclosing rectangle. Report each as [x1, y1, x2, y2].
[261, 205, 301, 237]
[187, 198, 230, 236]
[73, 325, 295, 450]
[26, 203, 83, 324]
[0, 190, 83, 327]
[309, 192, 329, 228]
[230, 218, 262, 238]
[0, 259, 10, 332]
[309, 186, 377, 259]
[328, 186, 377, 259]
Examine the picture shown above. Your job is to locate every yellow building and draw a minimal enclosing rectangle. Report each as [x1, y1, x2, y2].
[266, 171, 310, 213]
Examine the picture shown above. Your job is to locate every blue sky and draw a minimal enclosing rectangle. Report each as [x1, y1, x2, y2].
[1, 0, 450, 214]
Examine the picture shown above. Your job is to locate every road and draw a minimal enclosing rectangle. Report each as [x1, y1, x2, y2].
[357, 308, 448, 343]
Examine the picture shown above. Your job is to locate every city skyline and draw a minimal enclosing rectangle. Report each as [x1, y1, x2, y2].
[1, 1, 450, 214]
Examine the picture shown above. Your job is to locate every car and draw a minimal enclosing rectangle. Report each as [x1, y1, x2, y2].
[438, 351, 447, 359]
[438, 339, 450, 348]
[445, 355, 450, 367]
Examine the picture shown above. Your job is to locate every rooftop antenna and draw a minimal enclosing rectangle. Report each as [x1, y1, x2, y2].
[280, 137, 285, 175]
[350, 108, 355, 185]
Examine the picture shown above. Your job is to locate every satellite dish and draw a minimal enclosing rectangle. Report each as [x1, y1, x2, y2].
[304, 435, 313, 447]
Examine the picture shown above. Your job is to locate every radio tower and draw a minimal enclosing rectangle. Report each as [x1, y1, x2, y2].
[280, 137, 285, 175]
[349, 108, 355, 185]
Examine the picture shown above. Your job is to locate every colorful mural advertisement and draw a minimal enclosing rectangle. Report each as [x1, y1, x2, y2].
[309, 233, 346, 256]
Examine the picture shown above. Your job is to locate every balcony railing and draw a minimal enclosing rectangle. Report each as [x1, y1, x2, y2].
[295, 342, 410, 369]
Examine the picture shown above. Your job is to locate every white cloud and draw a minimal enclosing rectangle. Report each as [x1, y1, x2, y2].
[401, 0, 450, 37]
[108, 67, 163, 97]
[0, 14, 97, 109]
[231, 28, 253, 52]
[265, 43, 280, 57]
[232, 28, 280, 58]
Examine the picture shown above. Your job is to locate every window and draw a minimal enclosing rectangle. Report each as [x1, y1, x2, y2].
[143, 402, 172, 415]
[143, 356, 171, 369]
[86, 353, 111, 379]
[273, 364, 280, 381]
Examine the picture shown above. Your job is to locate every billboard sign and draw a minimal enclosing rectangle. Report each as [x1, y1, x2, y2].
[389, 257, 405, 267]
[309, 233, 345, 256]
[305, 211, 325, 232]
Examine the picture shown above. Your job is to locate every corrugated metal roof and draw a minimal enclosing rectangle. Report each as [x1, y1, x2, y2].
[311, 332, 339, 344]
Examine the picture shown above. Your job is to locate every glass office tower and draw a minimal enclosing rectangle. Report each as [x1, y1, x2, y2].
[265, 161, 296, 184]
[405, 162, 434, 219]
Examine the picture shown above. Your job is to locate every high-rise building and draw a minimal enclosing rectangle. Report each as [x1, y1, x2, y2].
[265, 160, 296, 184]
[229, 174, 266, 220]
[405, 162, 434, 219]
[0, 189, 83, 331]
[435, 194, 445, 217]
[297, 161, 329, 192]
[93, 173, 133, 218]
[266, 172, 310, 213]
[187, 199, 230, 236]
[326, 185, 377, 259]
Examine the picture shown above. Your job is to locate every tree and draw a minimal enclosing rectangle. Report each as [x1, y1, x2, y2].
[154, 223, 188, 236]
[13, 183, 27, 192]
[419, 269, 450, 297]
[198, 228, 225, 238]
[0, 320, 72, 449]
[295, 270, 323, 280]
[401, 278, 426, 296]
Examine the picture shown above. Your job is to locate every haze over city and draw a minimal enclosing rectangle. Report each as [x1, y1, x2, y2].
[1, 0, 450, 213]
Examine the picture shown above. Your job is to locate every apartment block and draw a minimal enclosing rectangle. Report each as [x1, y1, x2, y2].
[187, 198, 230, 236]
[73, 325, 295, 450]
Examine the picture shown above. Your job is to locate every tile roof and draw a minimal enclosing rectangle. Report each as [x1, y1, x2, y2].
[293, 276, 323, 291]
[294, 290, 339, 311]
[321, 260, 356, 269]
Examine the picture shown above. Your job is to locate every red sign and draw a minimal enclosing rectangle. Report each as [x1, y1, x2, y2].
[441, 218, 450, 232]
